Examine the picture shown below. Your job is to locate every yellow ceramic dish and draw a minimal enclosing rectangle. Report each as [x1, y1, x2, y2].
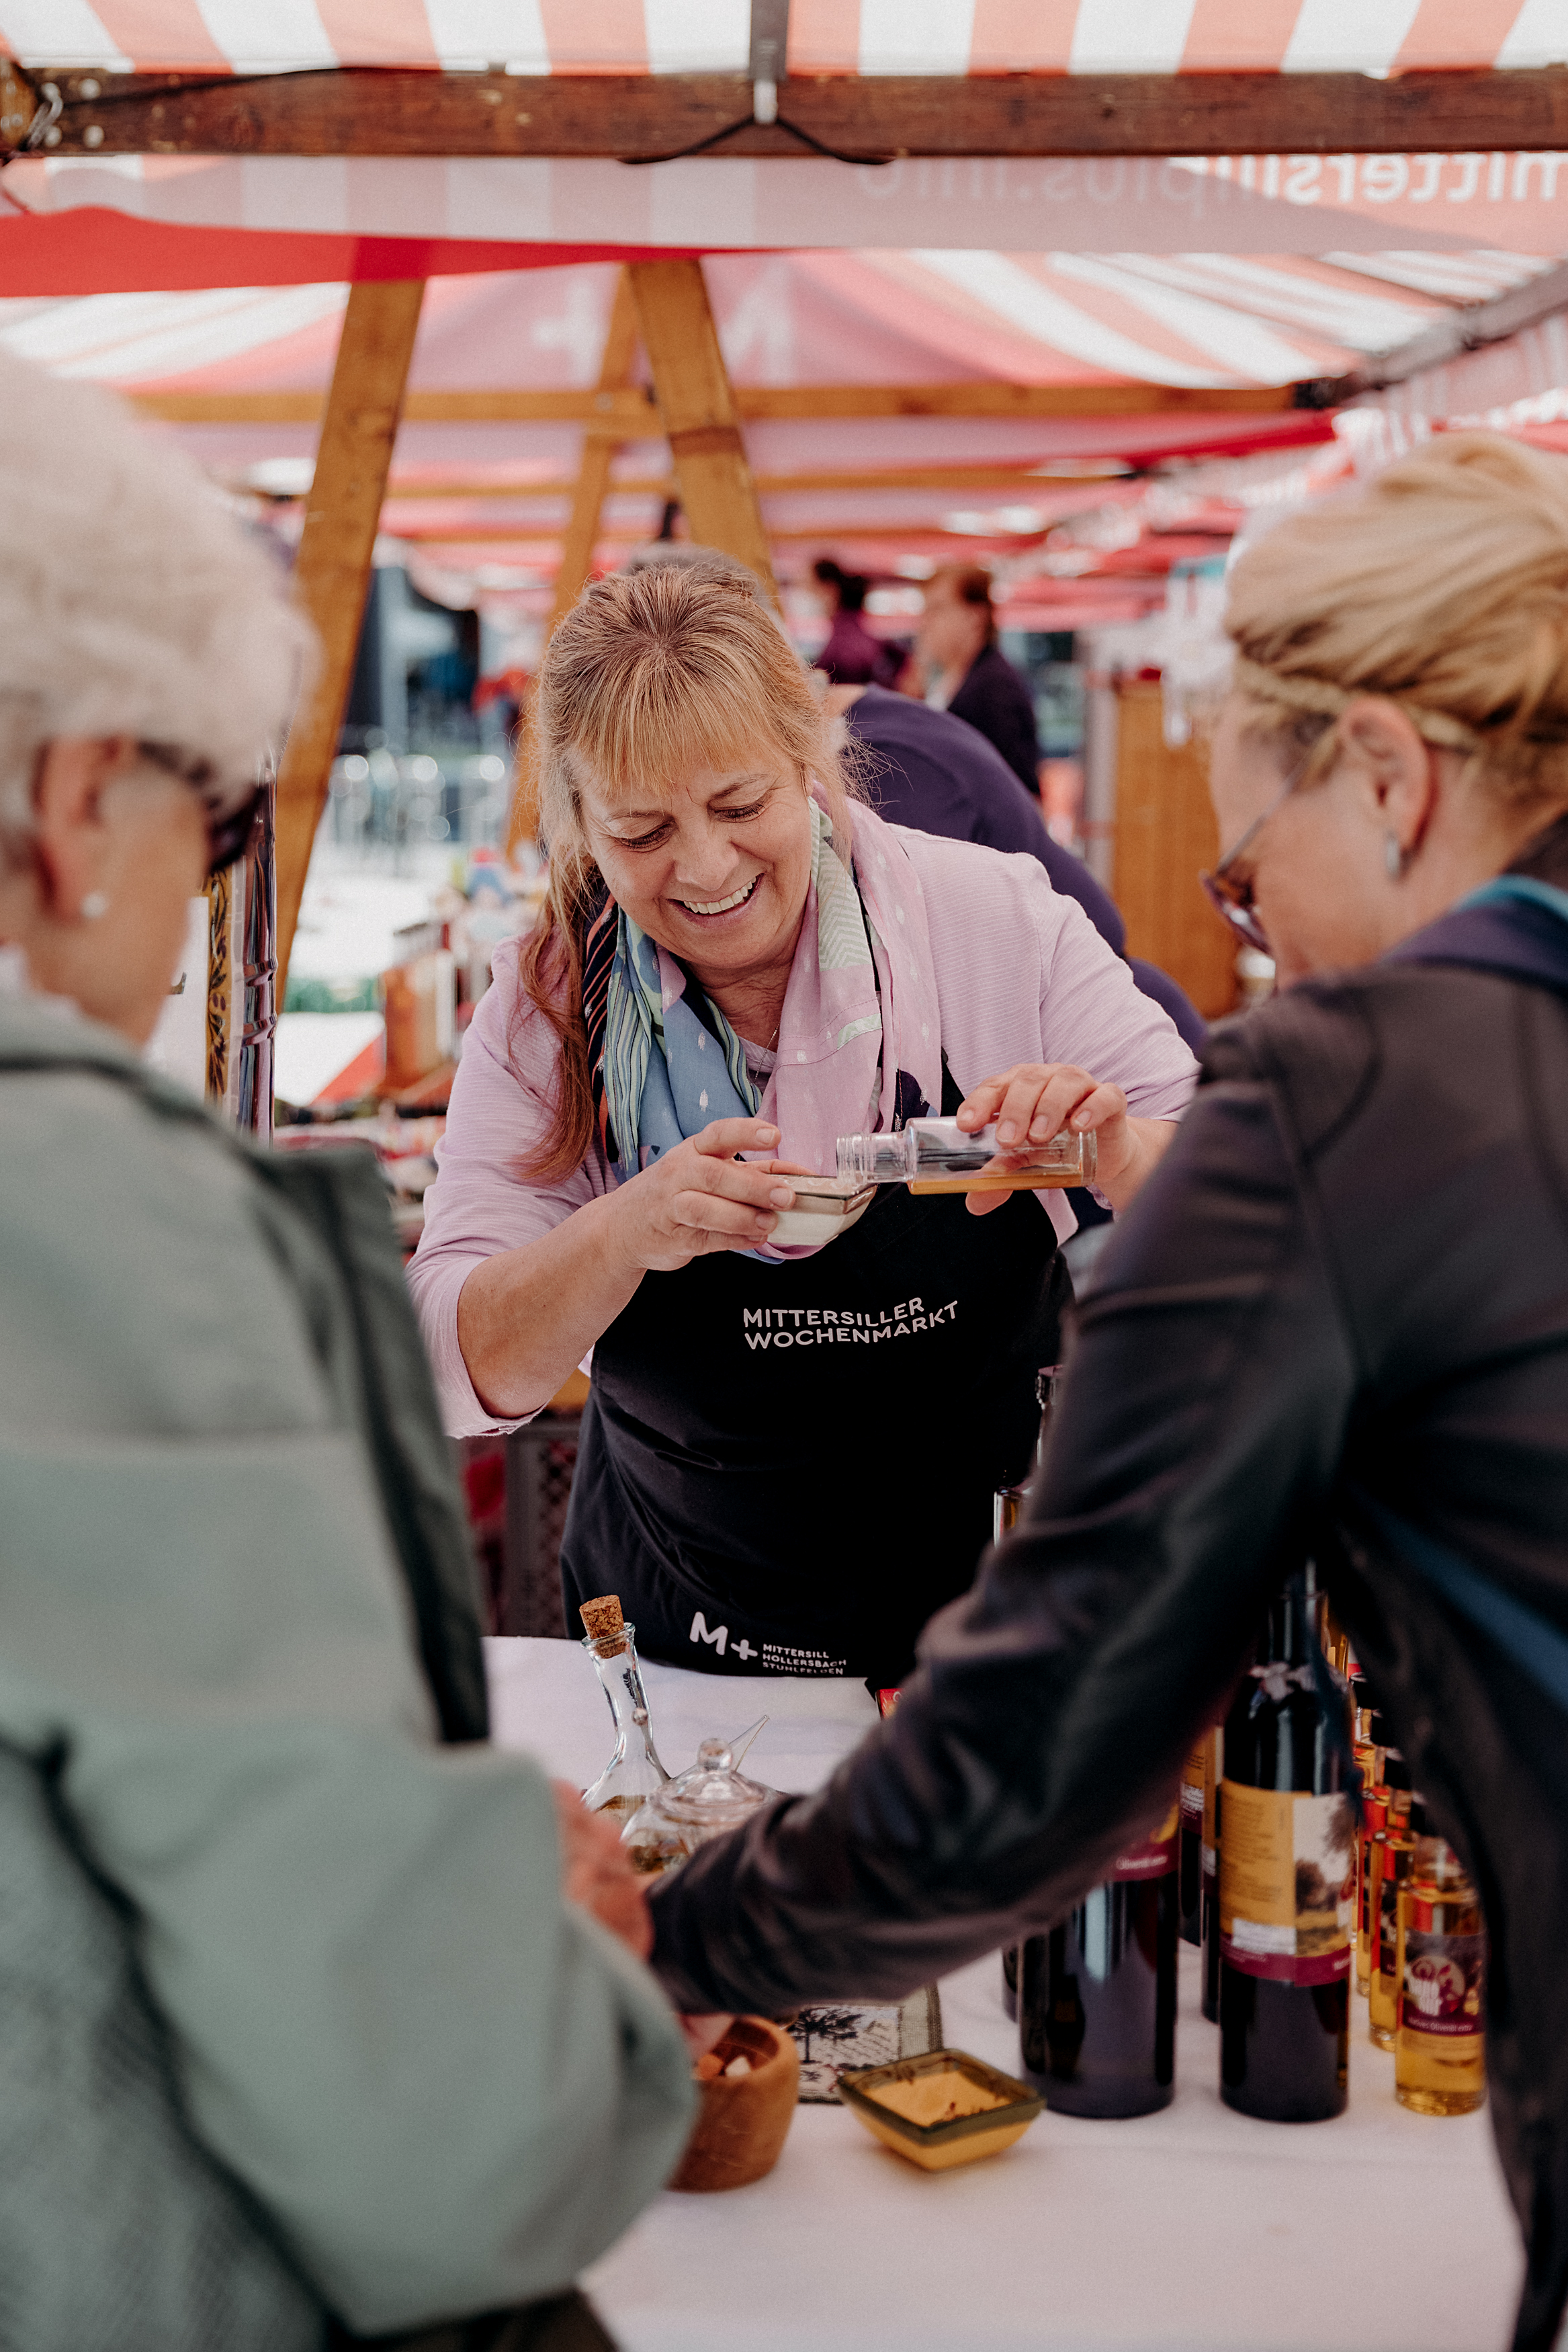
[836, 2047, 1042, 2173]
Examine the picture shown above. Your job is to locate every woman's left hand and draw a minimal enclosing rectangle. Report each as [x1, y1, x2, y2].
[956, 1062, 1174, 1216]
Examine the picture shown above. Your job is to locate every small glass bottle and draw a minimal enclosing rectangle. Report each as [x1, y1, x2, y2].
[1356, 1792, 1389, 1997]
[1395, 1808, 1487, 2116]
[580, 1618, 670, 1822]
[1369, 1790, 1417, 2052]
[838, 1116, 1097, 1195]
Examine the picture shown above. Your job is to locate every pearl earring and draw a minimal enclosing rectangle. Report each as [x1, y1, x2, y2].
[1383, 836, 1406, 880]
[79, 891, 110, 921]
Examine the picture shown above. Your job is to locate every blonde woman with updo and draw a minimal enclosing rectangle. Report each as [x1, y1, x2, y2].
[411, 563, 1196, 1685]
[649, 436, 1568, 2352]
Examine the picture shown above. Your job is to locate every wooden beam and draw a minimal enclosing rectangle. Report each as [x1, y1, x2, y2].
[627, 259, 777, 599]
[548, 268, 640, 634]
[133, 388, 658, 427]
[362, 464, 1133, 500]
[273, 279, 425, 997]
[37, 65, 1568, 158]
[134, 381, 1296, 427]
[399, 524, 1072, 546]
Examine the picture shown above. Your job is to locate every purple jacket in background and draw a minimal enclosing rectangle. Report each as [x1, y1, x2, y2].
[814, 610, 898, 687]
[845, 687, 1207, 1057]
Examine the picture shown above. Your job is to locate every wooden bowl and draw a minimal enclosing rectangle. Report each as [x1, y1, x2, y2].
[668, 2017, 799, 2193]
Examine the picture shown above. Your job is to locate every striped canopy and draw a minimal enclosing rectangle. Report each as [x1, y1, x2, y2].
[9, 241, 1557, 628]
[3, 1, 1563, 77]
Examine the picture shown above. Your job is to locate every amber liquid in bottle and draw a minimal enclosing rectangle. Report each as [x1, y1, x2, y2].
[1395, 1824, 1486, 2115]
[1356, 1793, 1388, 1997]
[1369, 1790, 1415, 2054]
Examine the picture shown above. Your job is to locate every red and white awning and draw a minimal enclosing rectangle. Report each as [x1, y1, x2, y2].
[2, 1, 1563, 77]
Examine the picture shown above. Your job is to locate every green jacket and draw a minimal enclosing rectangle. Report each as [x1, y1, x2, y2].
[0, 992, 692, 2347]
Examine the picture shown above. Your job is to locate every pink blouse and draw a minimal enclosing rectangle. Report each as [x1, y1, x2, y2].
[408, 829, 1200, 1435]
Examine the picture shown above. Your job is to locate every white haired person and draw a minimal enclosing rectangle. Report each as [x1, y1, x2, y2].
[0, 354, 691, 2345]
[648, 436, 1568, 2352]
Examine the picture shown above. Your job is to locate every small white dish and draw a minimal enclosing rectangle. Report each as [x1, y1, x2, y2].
[767, 1177, 876, 1250]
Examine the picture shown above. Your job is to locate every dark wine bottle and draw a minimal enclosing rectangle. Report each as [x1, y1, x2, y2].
[1201, 1726, 1222, 2023]
[1019, 1808, 1178, 2118]
[1179, 1736, 1206, 1947]
[1219, 1570, 1352, 2123]
[998, 1366, 1062, 2023]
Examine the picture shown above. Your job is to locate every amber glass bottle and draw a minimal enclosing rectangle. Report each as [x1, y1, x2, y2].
[1369, 1795, 1417, 2053]
[1395, 1808, 1487, 2115]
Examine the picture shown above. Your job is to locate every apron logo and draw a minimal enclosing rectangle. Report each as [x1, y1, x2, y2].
[689, 1613, 757, 1663]
[740, 1298, 958, 1349]
[690, 1611, 728, 1656]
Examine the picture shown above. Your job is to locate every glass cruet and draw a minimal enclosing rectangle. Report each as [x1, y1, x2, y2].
[620, 1730, 775, 1879]
[580, 1618, 670, 1822]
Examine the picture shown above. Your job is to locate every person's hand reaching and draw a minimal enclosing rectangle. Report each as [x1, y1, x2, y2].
[552, 1779, 653, 1961]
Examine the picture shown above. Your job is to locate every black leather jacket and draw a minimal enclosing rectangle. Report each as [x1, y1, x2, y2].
[652, 818, 1568, 2352]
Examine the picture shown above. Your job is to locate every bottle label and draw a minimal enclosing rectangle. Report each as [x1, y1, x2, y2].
[1110, 1806, 1178, 1882]
[1219, 1783, 1354, 1986]
[1401, 1927, 1486, 2040]
[1180, 1742, 1205, 1834]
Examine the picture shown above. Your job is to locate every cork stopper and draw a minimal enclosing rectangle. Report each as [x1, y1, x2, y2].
[579, 1593, 627, 1651]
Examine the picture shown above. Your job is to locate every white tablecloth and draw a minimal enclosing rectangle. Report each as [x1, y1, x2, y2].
[486, 1638, 1523, 2352]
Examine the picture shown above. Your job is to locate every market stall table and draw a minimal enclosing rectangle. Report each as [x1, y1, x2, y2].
[486, 1638, 1522, 2352]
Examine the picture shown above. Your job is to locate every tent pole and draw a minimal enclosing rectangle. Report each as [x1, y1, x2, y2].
[504, 270, 641, 856]
[627, 259, 777, 603]
[548, 267, 640, 636]
[274, 278, 426, 1001]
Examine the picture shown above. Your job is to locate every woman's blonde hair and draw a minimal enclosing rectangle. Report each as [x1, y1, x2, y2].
[515, 558, 858, 1178]
[1225, 432, 1568, 810]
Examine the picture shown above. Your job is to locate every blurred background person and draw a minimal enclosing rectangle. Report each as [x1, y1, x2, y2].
[649, 433, 1568, 2352]
[0, 349, 691, 2352]
[916, 562, 1042, 796]
[809, 556, 900, 687]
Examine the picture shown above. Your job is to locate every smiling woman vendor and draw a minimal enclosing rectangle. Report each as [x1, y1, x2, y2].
[410, 564, 1196, 1683]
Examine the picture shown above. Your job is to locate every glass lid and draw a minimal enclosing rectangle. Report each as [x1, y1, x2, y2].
[655, 1736, 774, 1830]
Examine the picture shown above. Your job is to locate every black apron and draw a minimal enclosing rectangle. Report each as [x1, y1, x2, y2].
[560, 1064, 1070, 1685]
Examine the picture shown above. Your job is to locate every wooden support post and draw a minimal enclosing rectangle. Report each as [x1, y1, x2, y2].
[627, 259, 777, 602]
[548, 268, 640, 635]
[273, 278, 425, 998]
[507, 271, 640, 855]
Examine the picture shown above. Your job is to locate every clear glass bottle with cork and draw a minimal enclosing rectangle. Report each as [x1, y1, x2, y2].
[578, 1593, 670, 1822]
[838, 1116, 1096, 1195]
[1395, 1802, 1487, 2115]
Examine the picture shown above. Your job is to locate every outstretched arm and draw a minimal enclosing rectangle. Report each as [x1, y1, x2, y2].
[649, 1064, 1357, 2015]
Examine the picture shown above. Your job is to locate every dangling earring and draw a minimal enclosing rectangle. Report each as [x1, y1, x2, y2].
[1383, 836, 1406, 880]
[79, 891, 110, 921]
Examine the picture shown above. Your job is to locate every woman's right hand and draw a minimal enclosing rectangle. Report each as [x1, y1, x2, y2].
[607, 1118, 799, 1273]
